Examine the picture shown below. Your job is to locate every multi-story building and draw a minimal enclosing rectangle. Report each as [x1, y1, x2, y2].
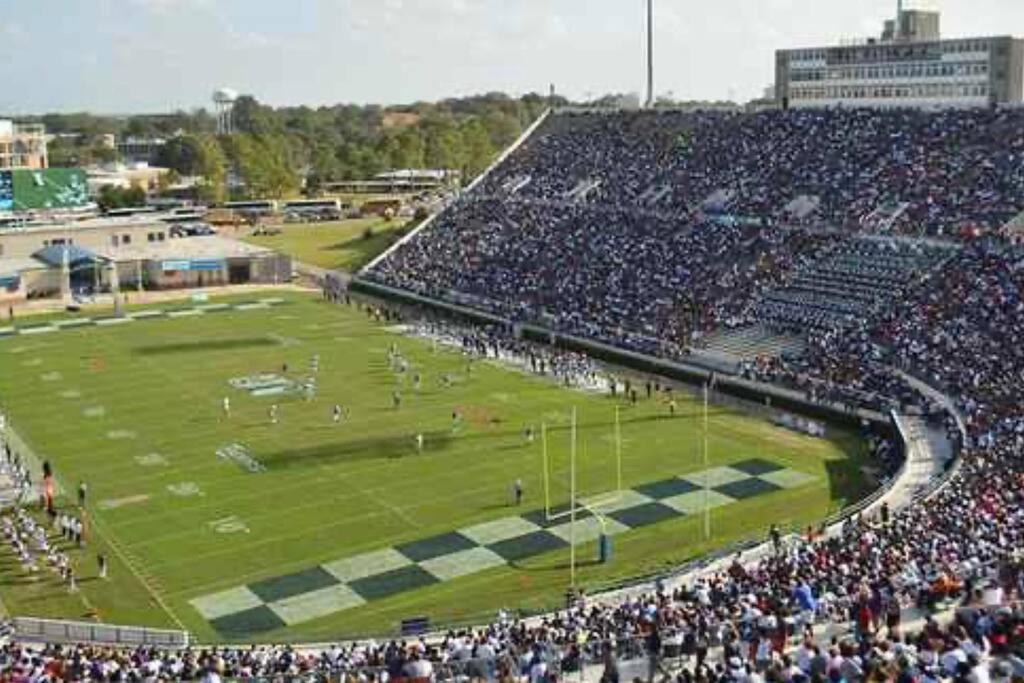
[775, 9, 1024, 108]
[0, 120, 47, 170]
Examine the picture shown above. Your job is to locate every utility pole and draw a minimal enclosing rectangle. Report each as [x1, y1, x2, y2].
[646, 0, 655, 108]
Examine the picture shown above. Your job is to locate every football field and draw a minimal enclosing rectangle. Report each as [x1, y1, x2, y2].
[0, 292, 871, 642]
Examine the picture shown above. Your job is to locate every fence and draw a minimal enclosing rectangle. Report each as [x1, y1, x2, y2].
[11, 616, 189, 649]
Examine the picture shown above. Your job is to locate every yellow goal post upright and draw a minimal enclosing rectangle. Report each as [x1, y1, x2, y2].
[540, 405, 624, 522]
[539, 405, 625, 586]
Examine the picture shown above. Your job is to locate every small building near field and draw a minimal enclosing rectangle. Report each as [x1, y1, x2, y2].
[0, 228, 291, 303]
[92, 236, 291, 291]
[0, 257, 53, 304]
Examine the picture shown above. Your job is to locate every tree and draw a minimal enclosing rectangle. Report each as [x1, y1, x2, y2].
[224, 134, 298, 199]
[195, 135, 227, 204]
[96, 184, 146, 211]
[305, 145, 342, 194]
[125, 117, 157, 139]
[424, 119, 464, 172]
[31, 93, 553, 185]
[231, 95, 278, 136]
[460, 119, 495, 180]
[155, 169, 182, 194]
[393, 129, 425, 170]
[156, 135, 206, 176]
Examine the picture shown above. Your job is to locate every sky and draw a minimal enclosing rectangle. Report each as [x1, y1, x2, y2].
[1, 0, 1021, 114]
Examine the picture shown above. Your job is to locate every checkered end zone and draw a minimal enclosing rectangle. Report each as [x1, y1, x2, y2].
[190, 459, 815, 637]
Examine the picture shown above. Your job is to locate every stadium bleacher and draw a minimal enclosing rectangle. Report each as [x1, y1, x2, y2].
[755, 239, 952, 333]
[352, 106, 1024, 681]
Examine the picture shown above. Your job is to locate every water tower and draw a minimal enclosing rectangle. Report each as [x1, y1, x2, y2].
[213, 88, 238, 135]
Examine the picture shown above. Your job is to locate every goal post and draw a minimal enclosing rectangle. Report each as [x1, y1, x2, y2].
[540, 405, 624, 524]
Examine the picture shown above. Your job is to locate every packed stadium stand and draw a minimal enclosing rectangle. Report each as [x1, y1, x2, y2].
[366, 108, 1024, 355]
[344, 106, 1024, 681]
[468, 108, 1024, 235]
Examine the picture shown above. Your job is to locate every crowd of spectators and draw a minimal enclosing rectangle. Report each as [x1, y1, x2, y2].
[357, 108, 1024, 681]
[410, 319, 606, 392]
[475, 108, 1024, 236]
[368, 201, 949, 358]
[368, 200, 818, 356]
[369, 109, 1024, 352]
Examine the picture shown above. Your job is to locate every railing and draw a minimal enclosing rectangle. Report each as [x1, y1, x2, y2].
[11, 616, 189, 649]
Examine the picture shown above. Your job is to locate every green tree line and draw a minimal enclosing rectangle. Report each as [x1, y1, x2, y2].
[33, 93, 561, 203]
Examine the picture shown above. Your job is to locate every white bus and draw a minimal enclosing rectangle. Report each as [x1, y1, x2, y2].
[104, 206, 159, 218]
[224, 200, 278, 217]
[280, 198, 344, 222]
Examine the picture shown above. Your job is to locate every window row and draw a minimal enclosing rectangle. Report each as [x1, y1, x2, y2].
[791, 83, 990, 101]
[791, 61, 988, 82]
[789, 40, 991, 64]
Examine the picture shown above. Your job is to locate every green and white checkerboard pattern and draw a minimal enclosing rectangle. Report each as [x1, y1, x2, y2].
[190, 458, 815, 638]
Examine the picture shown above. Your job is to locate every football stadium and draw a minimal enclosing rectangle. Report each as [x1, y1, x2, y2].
[0, 292, 872, 644]
[0, 1, 1022, 680]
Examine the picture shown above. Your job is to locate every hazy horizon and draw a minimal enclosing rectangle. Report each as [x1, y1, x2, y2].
[2, 0, 1021, 115]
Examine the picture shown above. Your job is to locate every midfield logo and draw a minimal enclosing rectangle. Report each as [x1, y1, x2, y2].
[228, 373, 299, 398]
[216, 443, 266, 473]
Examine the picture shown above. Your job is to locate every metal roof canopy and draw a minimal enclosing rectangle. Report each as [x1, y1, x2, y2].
[32, 244, 100, 268]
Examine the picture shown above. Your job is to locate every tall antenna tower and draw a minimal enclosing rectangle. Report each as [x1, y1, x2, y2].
[645, 0, 654, 108]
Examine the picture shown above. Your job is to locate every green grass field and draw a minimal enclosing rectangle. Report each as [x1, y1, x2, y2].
[0, 292, 871, 642]
[241, 218, 405, 272]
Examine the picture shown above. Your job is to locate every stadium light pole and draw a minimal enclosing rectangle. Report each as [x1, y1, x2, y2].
[645, 0, 654, 107]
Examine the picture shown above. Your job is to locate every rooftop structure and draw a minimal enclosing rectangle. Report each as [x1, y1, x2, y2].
[0, 121, 47, 170]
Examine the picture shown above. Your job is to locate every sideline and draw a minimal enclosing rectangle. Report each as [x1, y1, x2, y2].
[0, 422, 188, 632]
[1, 283, 312, 322]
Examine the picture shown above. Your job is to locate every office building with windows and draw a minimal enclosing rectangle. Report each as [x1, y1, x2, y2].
[775, 9, 1024, 108]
